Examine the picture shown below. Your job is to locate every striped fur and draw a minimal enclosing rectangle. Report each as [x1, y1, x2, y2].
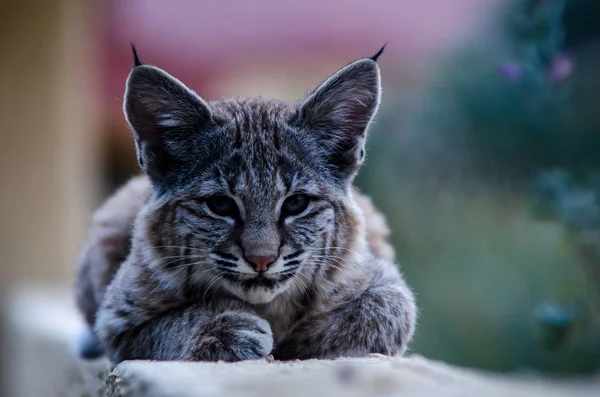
[76, 53, 417, 363]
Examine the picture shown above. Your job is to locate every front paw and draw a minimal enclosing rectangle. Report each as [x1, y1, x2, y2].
[274, 284, 416, 360]
[189, 312, 273, 362]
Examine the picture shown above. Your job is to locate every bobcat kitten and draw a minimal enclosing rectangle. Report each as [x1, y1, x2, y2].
[75, 46, 417, 363]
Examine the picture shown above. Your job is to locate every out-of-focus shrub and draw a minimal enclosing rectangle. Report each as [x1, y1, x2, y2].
[356, 0, 600, 373]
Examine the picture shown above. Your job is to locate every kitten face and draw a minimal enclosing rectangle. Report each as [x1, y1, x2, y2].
[125, 53, 381, 304]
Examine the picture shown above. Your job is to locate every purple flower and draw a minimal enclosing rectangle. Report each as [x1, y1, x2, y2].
[499, 62, 523, 82]
[549, 54, 574, 83]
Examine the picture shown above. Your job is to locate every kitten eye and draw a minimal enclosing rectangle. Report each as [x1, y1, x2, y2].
[206, 195, 238, 217]
[281, 194, 310, 217]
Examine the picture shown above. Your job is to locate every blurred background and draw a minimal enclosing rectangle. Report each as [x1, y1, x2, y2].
[1, 0, 600, 388]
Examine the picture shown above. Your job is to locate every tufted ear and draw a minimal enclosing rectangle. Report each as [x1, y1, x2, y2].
[295, 50, 382, 180]
[123, 51, 214, 183]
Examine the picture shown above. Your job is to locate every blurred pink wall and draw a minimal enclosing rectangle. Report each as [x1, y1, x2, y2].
[100, 0, 499, 120]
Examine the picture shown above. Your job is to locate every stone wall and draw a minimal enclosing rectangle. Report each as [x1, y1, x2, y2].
[2, 286, 599, 397]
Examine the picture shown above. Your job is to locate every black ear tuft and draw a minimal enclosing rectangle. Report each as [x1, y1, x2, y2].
[369, 44, 386, 62]
[131, 43, 143, 67]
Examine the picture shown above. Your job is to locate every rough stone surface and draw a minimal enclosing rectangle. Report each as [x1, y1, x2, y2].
[107, 355, 600, 397]
[3, 286, 600, 397]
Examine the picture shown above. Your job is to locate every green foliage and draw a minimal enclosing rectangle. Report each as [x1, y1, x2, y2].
[356, 0, 600, 373]
[382, 0, 600, 182]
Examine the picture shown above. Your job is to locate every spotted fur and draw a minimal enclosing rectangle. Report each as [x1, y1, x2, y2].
[76, 51, 417, 363]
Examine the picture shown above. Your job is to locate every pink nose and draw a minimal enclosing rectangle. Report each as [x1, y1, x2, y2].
[246, 256, 277, 272]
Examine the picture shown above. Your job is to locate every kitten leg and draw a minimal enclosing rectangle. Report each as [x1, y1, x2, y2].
[274, 258, 416, 360]
[95, 260, 273, 363]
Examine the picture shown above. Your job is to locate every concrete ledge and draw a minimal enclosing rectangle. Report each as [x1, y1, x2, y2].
[3, 286, 600, 397]
[108, 355, 600, 397]
[108, 355, 599, 397]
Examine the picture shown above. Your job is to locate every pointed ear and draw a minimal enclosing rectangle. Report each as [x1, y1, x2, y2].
[123, 64, 214, 182]
[295, 58, 381, 179]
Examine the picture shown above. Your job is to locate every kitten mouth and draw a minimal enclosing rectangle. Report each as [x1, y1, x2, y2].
[219, 269, 299, 304]
[221, 270, 297, 290]
[243, 274, 277, 289]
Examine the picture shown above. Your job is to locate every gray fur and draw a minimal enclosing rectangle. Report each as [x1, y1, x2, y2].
[78, 53, 417, 363]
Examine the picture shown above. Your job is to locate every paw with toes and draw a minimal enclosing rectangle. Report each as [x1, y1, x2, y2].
[189, 312, 273, 362]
